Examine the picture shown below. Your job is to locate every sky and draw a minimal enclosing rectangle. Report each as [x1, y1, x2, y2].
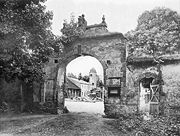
[66, 56, 103, 79]
[45, 0, 180, 77]
[45, 0, 180, 35]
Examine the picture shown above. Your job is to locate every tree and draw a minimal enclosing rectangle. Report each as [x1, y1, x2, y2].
[60, 13, 86, 44]
[126, 7, 180, 115]
[97, 79, 103, 87]
[82, 75, 89, 82]
[78, 73, 82, 80]
[0, 0, 57, 111]
[126, 7, 180, 56]
[67, 73, 77, 79]
[0, 0, 55, 81]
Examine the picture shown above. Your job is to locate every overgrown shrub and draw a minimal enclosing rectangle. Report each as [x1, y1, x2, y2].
[40, 101, 57, 114]
[0, 79, 21, 113]
[107, 113, 180, 136]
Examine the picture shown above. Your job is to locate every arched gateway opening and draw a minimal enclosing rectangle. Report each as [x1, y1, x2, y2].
[44, 16, 126, 117]
[63, 56, 104, 114]
[56, 52, 107, 114]
[138, 71, 160, 114]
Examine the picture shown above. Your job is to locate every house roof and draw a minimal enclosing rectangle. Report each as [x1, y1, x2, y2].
[67, 77, 90, 89]
[66, 78, 80, 90]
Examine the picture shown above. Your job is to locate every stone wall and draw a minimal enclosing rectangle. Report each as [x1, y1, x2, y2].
[58, 32, 126, 117]
[126, 60, 180, 115]
[126, 68, 143, 104]
[126, 63, 161, 113]
[43, 31, 180, 116]
[43, 57, 59, 102]
[126, 66, 147, 113]
[0, 78, 43, 113]
[41, 57, 60, 113]
[162, 63, 180, 114]
[44, 34, 180, 116]
[0, 78, 21, 112]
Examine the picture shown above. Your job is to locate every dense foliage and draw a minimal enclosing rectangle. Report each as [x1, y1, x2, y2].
[0, 0, 57, 83]
[0, 0, 63, 112]
[60, 14, 85, 44]
[106, 113, 180, 136]
[82, 75, 89, 82]
[67, 73, 78, 79]
[78, 73, 82, 80]
[126, 8, 180, 57]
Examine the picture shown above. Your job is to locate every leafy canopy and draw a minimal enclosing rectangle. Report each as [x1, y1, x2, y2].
[61, 13, 85, 44]
[126, 7, 180, 57]
[0, 0, 59, 82]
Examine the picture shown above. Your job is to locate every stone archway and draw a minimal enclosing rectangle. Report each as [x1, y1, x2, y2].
[56, 53, 106, 112]
[58, 55, 105, 113]
[137, 71, 161, 114]
[44, 18, 126, 116]
[55, 22, 127, 116]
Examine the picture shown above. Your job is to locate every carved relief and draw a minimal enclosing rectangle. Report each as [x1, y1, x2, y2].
[106, 79, 121, 86]
[106, 66, 123, 79]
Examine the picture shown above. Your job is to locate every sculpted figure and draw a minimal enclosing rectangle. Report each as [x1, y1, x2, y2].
[78, 16, 82, 27]
[78, 14, 87, 28]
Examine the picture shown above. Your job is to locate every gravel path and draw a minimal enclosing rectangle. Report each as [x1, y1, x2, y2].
[65, 100, 104, 115]
[0, 112, 123, 136]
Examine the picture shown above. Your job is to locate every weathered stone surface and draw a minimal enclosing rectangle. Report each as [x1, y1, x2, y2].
[126, 64, 160, 114]
[43, 22, 126, 116]
[61, 33, 126, 116]
[43, 22, 180, 117]
[104, 103, 137, 117]
[162, 63, 180, 115]
[126, 54, 180, 115]
[83, 24, 108, 37]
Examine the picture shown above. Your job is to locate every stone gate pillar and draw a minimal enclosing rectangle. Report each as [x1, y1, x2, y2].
[57, 65, 66, 114]
[103, 45, 127, 117]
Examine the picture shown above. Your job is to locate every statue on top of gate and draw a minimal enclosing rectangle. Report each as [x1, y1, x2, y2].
[78, 14, 87, 29]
